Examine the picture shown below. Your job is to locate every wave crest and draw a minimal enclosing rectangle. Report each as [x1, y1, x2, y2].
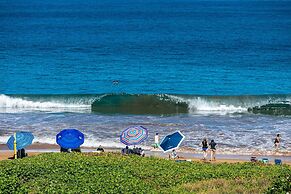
[1, 94, 290, 115]
[166, 95, 246, 113]
[0, 94, 92, 113]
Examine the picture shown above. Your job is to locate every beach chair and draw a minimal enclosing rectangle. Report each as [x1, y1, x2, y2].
[274, 159, 282, 165]
[60, 147, 70, 153]
[175, 158, 191, 163]
[97, 146, 104, 152]
[250, 156, 257, 162]
[17, 149, 28, 159]
[261, 158, 269, 164]
[175, 159, 187, 163]
[72, 147, 81, 152]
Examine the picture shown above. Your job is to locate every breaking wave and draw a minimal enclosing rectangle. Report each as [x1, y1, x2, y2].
[0, 94, 94, 113]
[0, 94, 290, 115]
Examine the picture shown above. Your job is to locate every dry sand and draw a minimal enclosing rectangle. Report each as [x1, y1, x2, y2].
[1, 143, 290, 165]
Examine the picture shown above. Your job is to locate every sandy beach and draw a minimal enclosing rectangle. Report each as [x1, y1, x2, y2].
[1, 143, 290, 165]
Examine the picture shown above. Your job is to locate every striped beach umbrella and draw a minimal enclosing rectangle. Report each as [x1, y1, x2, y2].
[120, 126, 148, 146]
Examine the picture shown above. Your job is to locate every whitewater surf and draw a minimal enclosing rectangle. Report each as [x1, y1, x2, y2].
[1, 94, 290, 116]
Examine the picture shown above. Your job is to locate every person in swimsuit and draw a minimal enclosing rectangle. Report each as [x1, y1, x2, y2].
[274, 134, 280, 151]
[201, 138, 209, 160]
[209, 140, 217, 161]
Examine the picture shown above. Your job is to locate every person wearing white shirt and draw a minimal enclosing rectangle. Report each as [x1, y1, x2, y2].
[153, 133, 159, 149]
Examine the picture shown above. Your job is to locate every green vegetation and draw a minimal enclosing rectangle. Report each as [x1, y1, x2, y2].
[0, 153, 290, 194]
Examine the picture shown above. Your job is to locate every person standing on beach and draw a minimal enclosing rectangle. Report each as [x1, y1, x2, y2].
[201, 138, 209, 160]
[154, 133, 159, 149]
[274, 134, 280, 151]
[209, 140, 217, 161]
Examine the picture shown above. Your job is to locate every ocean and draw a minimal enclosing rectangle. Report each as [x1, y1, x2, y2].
[0, 0, 290, 154]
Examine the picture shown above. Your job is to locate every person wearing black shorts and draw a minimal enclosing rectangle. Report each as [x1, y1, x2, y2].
[209, 140, 217, 161]
[274, 134, 280, 151]
[201, 138, 208, 160]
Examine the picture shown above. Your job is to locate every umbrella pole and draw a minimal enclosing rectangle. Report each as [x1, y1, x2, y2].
[14, 133, 17, 159]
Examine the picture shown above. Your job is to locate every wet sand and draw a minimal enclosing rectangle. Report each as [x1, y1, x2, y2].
[1, 143, 290, 165]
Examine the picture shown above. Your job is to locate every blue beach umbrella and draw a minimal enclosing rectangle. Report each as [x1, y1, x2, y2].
[159, 131, 185, 153]
[56, 129, 84, 149]
[120, 126, 148, 146]
[6, 132, 34, 150]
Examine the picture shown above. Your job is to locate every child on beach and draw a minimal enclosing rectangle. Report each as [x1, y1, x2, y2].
[201, 138, 208, 160]
[274, 134, 280, 151]
[209, 140, 217, 161]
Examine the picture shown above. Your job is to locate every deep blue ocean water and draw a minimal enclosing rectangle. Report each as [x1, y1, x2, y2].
[0, 0, 290, 154]
[1, 0, 291, 94]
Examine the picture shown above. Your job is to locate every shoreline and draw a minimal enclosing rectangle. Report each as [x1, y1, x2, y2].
[1, 143, 290, 165]
[1, 143, 290, 156]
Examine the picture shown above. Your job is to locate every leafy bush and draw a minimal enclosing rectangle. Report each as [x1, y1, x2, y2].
[267, 168, 291, 194]
[0, 153, 290, 194]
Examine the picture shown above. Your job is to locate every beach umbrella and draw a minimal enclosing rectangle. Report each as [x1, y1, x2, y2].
[6, 132, 34, 150]
[159, 131, 185, 153]
[120, 126, 148, 146]
[56, 129, 84, 149]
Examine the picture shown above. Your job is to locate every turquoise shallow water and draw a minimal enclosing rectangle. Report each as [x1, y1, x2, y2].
[0, 0, 290, 154]
[0, 111, 290, 154]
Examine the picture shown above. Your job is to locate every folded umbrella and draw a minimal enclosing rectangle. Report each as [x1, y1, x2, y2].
[56, 129, 84, 149]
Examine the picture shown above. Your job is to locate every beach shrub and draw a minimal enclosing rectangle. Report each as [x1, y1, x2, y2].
[0, 153, 290, 194]
[266, 167, 291, 194]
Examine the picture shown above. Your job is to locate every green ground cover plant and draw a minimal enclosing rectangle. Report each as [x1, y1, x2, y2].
[0, 153, 290, 194]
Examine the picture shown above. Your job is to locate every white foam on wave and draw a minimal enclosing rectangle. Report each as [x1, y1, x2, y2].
[0, 133, 151, 150]
[188, 97, 246, 112]
[1, 134, 289, 155]
[0, 94, 91, 113]
[1, 135, 149, 150]
[166, 95, 248, 114]
[0, 136, 10, 144]
[83, 139, 125, 148]
[0, 135, 38, 145]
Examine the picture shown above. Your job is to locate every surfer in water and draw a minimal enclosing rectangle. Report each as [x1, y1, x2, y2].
[112, 80, 119, 85]
[274, 134, 281, 151]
